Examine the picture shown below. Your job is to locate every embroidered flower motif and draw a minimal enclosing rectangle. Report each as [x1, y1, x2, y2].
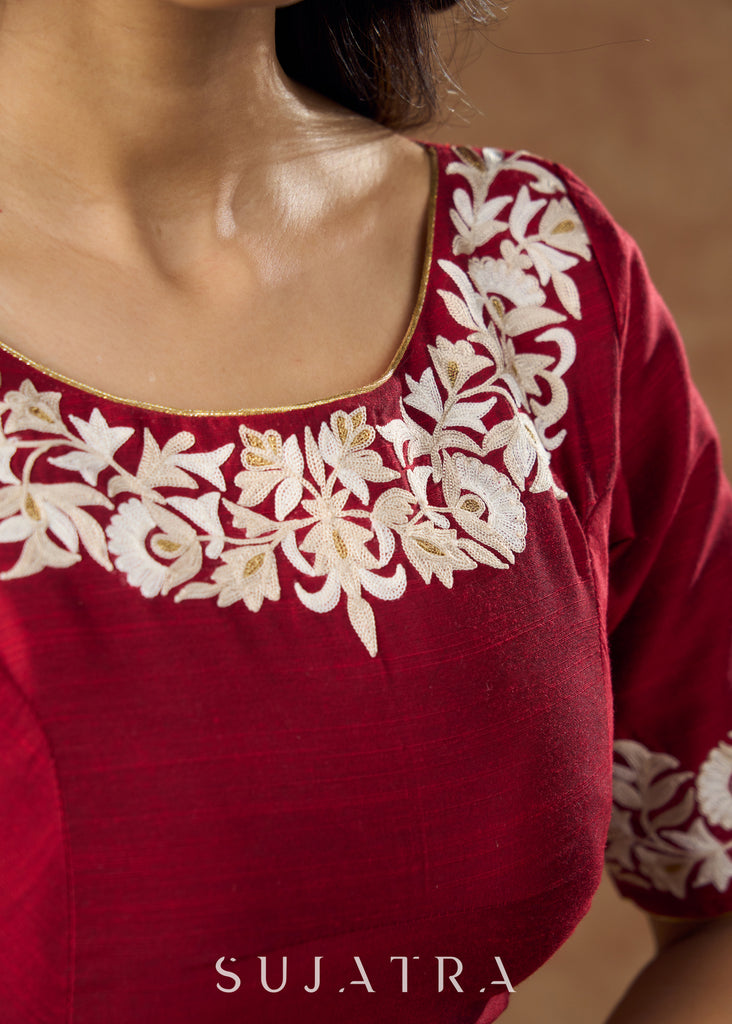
[236, 428, 305, 520]
[468, 252, 546, 309]
[445, 146, 568, 257]
[293, 508, 404, 656]
[450, 190, 512, 257]
[0, 480, 113, 579]
[107, 499, 171, 598]
[47, 409, 135, 486]
[607, 737, 732, 900]
[400, 521, 475, 587]
[1, 379, 65, 435]
[0, 147, 592, 653]
[206, 545, 280, 612]
[428, 335, 494, 394]
[698, 733, 732, 828]
[452, 456, 526, 556]
[109, 429, 234, 497]
[107, 498, 203, 598]
[317, 409, 401, 504]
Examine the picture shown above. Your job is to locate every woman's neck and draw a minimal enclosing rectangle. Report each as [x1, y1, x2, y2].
[0, 0, 394, 272]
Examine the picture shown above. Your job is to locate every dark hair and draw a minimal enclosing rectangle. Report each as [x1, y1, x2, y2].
[275, 1, 502, 132]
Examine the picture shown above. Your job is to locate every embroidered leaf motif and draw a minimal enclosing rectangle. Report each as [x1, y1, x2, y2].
[304, 427, 326, 490]
[607, 737, 732, 900]
[551, 270, 581, 319]
[437, 259, 488, 330]
[0, 480, 114, 579]
[651, 790, 696, 831]
[346, 594, 377, 657]
[502, 306, 565, 337]
[402, 522, 475, 586]
[222, 501, 279, 539]
[538, 197, 591, 260]
[1, 531, 81, 580]
[376, 406, 433, 468]
[458, 538, 506, 570]
[167, 493, 226, 559]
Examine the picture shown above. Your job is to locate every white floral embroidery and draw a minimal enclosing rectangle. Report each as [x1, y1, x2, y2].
[3, 379, 65, 435]
[0, 148, 591, 654]
[107, 498, 205, 598]
[48, 409, 135, 486]
[607, 738, 732, 899]
[698, 732, 732, 828]
[0, 476, 113, 578]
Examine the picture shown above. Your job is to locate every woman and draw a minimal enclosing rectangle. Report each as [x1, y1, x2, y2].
[0, 1, 729, 1021]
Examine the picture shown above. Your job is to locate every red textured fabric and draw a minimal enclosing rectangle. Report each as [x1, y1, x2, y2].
[0, 142, 730, 1023]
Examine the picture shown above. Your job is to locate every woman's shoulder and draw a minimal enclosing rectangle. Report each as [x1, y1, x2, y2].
[428, 140, 639, 275]
[425, 139, 657, 364]
[417, 137, 704, 533]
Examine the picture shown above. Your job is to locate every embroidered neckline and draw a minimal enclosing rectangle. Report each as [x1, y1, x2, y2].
[0, 143, 440, 419]
[0, 146, 593, 655]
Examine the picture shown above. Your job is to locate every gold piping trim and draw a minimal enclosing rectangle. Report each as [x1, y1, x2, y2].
[0, 143, 439, 419]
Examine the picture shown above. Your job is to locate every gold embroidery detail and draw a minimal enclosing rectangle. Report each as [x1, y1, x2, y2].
[333, 530, 348, 559]
[352, 428, 372, 447]
[491, 297, 505, 319]
[447, 361, 459, 386]
[243, 553, 266, 577]
[455, 145, 487, 170]
[28, 404, 55, 424]
[246, 431, 266, 449]
[24, 494, 42, 520]
[461, 498, 481, 513]
[245, 452, 270, 467]
[351, 409, 366, 429]
[551, 219, 575, 234]
[415, 539, 444, 556]
[155, 538, 181, 554]
[336, 414, 349, 444]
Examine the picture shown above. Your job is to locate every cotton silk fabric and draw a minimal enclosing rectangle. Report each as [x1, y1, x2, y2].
[0, 143, 730, 1023]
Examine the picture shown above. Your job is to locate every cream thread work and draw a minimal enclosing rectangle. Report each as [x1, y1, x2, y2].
[607, 735, 732, 898]
[0, 148, 590, 655]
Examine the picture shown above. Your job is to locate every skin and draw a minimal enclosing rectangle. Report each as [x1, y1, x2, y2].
[0, 1, 729, 1016]
[604, 913, 732, 1023]
[0, 0, 433, 410]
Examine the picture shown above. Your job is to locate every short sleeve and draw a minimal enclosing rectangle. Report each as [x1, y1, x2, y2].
[560, 164, 732, 918]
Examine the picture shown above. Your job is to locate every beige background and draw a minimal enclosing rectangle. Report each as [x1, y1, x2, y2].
[417, 1, 731, 1020]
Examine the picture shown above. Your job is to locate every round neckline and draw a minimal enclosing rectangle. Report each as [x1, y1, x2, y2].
[0, 141, 440, 419]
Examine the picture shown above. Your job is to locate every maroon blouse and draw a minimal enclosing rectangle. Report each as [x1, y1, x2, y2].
[1, 142, 730, 1024]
